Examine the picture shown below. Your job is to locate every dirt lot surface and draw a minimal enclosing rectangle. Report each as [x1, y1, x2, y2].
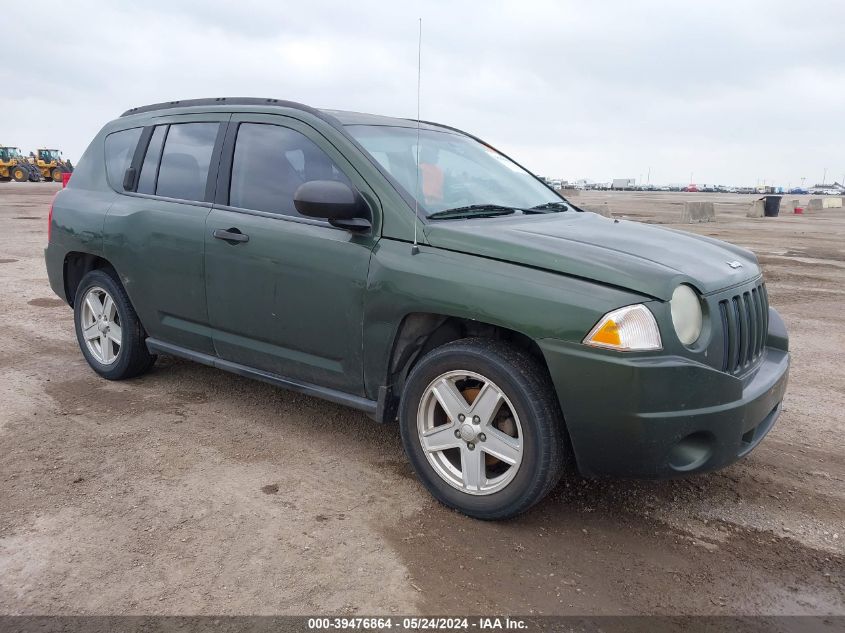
[0, 183, 843, 615]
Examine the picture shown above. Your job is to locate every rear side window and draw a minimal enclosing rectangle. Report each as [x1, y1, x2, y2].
[155, 123, 218, 201]
[104, 128, 142, 190]
[229, 123, 350, 217]
[136, 125, 167, 195]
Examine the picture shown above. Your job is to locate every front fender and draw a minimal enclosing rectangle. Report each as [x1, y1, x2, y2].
[362, 239, 649, 400]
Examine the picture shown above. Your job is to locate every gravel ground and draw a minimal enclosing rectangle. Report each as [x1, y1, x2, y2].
[0, 183, 842, 615]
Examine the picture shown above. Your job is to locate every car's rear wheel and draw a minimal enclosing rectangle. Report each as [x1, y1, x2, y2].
[399, 338, 566, 519]
[73, 269, 156, 380]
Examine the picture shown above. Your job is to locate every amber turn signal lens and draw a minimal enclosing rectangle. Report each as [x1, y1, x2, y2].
[589, 319, 621, 347]
[583, 304, 661, 351]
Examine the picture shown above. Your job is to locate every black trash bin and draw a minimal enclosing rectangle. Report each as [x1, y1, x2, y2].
[763, 195, 782, 217]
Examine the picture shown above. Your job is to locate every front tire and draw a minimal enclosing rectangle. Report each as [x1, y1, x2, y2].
[399, 338, 566, 520]
[73, 269, 156, 380]
[52, 168, 64, 182]
[12, 167, 27, 182]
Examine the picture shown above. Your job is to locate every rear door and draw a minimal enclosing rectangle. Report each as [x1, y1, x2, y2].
[203, 113, 380, 395]
[104, 114, 229, 354]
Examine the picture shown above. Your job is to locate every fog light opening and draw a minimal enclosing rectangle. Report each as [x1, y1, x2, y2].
[667, 431, 714, 472]
[738, 403, 780, 457]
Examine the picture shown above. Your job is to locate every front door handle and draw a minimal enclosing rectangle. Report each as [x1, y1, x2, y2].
[213, 228, 249, 243]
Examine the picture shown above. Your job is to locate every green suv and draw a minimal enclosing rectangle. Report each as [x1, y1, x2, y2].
[45, 98, 789, 519]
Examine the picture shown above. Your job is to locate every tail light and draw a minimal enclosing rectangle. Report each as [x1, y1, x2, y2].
[48, 193, 56, 243]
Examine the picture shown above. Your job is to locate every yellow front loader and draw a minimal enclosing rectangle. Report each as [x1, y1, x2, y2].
[0, 146, 31, 182]
[31, 148, 73, 182]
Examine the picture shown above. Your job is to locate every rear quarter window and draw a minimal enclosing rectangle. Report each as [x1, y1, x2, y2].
[104, 127, 142, 191]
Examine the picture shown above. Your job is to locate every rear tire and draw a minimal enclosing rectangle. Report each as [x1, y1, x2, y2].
[12, 167, 27, 182]
[73, 269, 156, 380]
[52, 168, 64, 182]
[399, 338, 566, 520]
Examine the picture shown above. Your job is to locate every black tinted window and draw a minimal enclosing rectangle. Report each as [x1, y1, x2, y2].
[104, 127, 142, 190]
[155, 123, 218, 201]
[136, 126, 166, 194]
[229, 123, 350, 216]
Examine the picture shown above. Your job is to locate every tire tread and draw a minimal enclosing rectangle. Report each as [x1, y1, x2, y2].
[400, 337, 567, 520]
[73, 268, 156, 380]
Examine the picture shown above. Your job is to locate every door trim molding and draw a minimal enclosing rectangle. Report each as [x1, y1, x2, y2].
[145, 338, 377, 416]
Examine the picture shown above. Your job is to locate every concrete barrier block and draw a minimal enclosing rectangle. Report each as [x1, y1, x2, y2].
[746, 200, 765, 218]
[808, 198, 823, 210]
[682, 201, 715, 223]
[823, 197, 843, 208]
[781, 199, 796, 214]
[581, 202, 612, 217]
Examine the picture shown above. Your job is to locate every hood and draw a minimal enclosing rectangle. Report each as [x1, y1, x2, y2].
[423, 212, 760, 301]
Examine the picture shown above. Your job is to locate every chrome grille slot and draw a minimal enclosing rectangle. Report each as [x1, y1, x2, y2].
[719, 282, 768, 374]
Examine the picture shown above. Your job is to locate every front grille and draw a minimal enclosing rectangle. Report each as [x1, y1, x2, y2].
[718, 282, 769, 374]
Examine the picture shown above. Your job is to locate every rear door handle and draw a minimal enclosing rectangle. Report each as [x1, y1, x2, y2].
[213, 228, 249, 243]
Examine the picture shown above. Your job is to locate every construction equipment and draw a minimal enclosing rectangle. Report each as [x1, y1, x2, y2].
[0, 146, 32, 182]
[31, 148, 74, 182]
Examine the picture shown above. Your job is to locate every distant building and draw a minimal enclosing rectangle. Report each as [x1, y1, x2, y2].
[611, 178, 635, 190]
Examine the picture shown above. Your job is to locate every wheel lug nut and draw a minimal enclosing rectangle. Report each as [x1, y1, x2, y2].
[467, 442, 475, 450]
[478, 433, 486, 442]
[458, 414, 465, 422]
[454, 429, 461, 438]
[473, 415, 480, 424]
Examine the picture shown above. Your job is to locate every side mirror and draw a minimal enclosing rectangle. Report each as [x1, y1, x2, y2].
[294, 180, 371, 231]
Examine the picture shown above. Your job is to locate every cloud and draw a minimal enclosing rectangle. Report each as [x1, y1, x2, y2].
[2, 0, 843, 185]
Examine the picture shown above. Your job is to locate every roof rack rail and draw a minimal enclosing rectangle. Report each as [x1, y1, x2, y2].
[120, 97, 322, 118]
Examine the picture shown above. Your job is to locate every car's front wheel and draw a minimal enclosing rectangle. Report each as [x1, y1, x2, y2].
[399, 338, 566, 519]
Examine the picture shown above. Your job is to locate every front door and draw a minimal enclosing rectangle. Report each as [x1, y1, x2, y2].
[203, 115, 379, 395]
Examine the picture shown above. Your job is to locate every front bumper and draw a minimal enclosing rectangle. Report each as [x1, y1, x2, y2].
[539, 307, 790, 478]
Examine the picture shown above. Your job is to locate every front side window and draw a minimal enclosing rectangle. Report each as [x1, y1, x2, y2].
[229, 123, 351, 217]
[155, 122, 218, 201]
[345, 125, 560, 215]
[104, 127, 142, 191]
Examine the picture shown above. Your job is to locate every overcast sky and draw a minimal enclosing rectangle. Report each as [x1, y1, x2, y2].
[3, 0, 843, 186]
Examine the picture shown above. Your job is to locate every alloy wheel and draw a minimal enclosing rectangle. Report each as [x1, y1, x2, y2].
[416, 370, 523, 495]
[80, 286, 122, 365]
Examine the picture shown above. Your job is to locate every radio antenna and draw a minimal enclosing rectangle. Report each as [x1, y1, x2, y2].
[411, 17, 422, 256]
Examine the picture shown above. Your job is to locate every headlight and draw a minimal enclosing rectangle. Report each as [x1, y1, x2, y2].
[583, 304, 662, 351]
[670, 284, 703, 345]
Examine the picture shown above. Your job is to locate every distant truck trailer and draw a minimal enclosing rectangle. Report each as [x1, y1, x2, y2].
[611, 178, 635, 190]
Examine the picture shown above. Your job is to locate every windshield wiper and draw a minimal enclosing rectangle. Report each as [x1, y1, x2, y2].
[428, 204, 517, 220]
[527, 201, 571, 212]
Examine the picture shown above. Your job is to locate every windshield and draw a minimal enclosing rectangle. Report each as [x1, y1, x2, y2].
[345, 125, 561, 216]
[10, 148, 22, 157]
